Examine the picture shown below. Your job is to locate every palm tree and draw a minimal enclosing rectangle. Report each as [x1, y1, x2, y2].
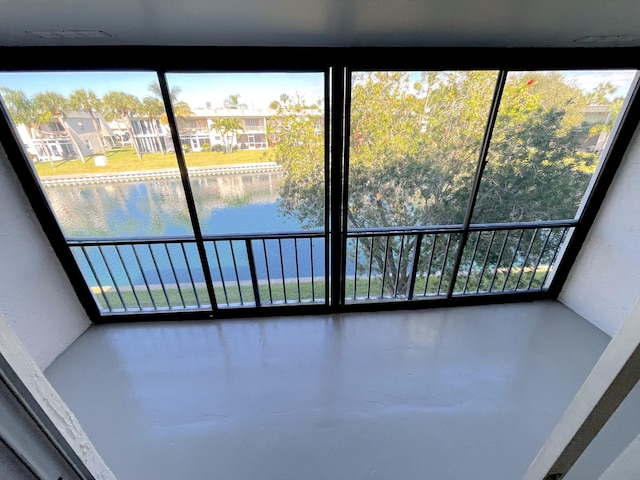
[210, 117, 244, 154]
[101, 91, 143, 160]
[0, 87, 57, 167]
[68, 89, 107, 155]
[33, 91, 85, 163]
[223, 94, 247, 110]
[147, 81, 193, 125]
[140, 97, 167, 155]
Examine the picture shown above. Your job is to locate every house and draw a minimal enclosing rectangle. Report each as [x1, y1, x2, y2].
[19, 110, 114, 162]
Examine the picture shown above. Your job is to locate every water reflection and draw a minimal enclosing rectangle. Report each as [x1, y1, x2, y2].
[43, 170, 295, 238]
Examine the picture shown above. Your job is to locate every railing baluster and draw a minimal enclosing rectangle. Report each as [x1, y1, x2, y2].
[148, 244, 171, 308]
[309, 237, 315, 302]
[436, 234, 453, 295]
[294, 238, 301, 302]
[115, 244, 141, 310]
[97, 246, 126, 310]
[180, 243, 201, 308]
[229, 240, 244, 305]
[514, 228, 538, 291]
[488, 231, 510, 292]
[394, 235, 405, 297]
[367, 235, 374, 300]
[353, 237, 359, 300]
[380, 236, 391, 298]
[476, 231, 496, 293]
[246, 239, 261, 307]
[212, 241, 229, 307]
[462, 231, 481, 294]
[81, 246, 112, 312]
[502, 229, 525, 292]
[407, 233, 423, 300]
[262, 239, 273, 304]
[164, 244, 186, 308]
[132, 245, 156, 309]
[424, 234, 438, 296]
[527, 228, 554, 290]
[278, 239, 287, 303]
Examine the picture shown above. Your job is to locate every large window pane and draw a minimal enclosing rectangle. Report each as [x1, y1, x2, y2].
[348, 70, 498, 229]
[346, 70, 497, 301]
[166, 72, 326, 306]
[0, 71, 209, 313]
[472, 69, 637, 224]
[0, 71, 194, 238]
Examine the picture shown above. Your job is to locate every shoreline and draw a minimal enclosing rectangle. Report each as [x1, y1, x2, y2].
[39, 162, 283, 186]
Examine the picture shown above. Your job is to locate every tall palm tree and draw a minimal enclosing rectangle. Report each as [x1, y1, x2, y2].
[68, 89, 107, 155]
[33, 91, 85, 163]
[147, 81, 193, 125]
[102, 91, 143, 160]
[0, 87, 57, 166]
[140, 97, 167, 155]
[223, 94, 248, 110]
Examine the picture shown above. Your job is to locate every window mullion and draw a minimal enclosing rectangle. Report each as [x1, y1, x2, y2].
[330, 65, 349, 309]
[156, 71, 219, 312]
[446, 70, 508, 298]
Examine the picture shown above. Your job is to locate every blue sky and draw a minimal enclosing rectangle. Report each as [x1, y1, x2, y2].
[0, 71, 326, 110]
[0, 69, 635, 108]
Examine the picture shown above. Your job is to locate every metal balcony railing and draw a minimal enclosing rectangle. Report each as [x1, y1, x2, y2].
[67, 221, 573, 315]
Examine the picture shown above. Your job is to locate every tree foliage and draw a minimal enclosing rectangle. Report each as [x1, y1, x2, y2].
[210, 117, 244, 154]
[271, 70, 609, 294]
[273, 71, 603, 228]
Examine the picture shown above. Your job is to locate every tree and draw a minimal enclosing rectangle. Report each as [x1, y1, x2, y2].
[102, 91, 143, 159]
[0, 87, 57, 166]
[223, 94, 247, 110]
[139, 97, 167, 155]
[33, 91, 85, 163]
[210, 117, 244, 154]
[584, 81, 625, 152]
[272, 71, 601, 295]
[68, 88, 107, 155]
[146, 82, 193, 126]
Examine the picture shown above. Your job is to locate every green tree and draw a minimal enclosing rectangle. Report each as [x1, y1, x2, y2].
[224, 94, 247, 110]
[0, 87, 58, 166]
[147, 82, 193, 125]
[68, 88, 107, 155]
[140, 97, 167, 155]
[583, 81, 625, 151]
[272, 71, 601, 295]
[210, 117, 244, 154]
[102, 91, 143, 160]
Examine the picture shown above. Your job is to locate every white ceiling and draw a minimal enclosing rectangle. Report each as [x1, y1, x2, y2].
[0, 0, 639, 48]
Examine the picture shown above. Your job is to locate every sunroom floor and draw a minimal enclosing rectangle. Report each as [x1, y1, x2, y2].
[44, 300, 640, 480]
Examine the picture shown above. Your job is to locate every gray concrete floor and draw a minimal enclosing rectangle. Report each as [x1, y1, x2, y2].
[43, 300, 635, 480]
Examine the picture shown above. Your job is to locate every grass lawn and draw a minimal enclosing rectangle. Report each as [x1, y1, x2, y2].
[34, 147, 276, 178]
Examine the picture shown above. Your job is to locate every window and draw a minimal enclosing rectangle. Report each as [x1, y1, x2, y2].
[0, 48, 637, 321]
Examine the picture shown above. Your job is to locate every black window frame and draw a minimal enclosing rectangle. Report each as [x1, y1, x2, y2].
[0, 46, 639, 323]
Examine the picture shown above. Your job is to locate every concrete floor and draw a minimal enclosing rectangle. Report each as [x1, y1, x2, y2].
[43, 300, 637, 480]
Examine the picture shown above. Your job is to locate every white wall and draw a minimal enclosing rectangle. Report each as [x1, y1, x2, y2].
[0, 141, 91, 370]
[560, 126, 640, 337]
[0, 313, 116, 479]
